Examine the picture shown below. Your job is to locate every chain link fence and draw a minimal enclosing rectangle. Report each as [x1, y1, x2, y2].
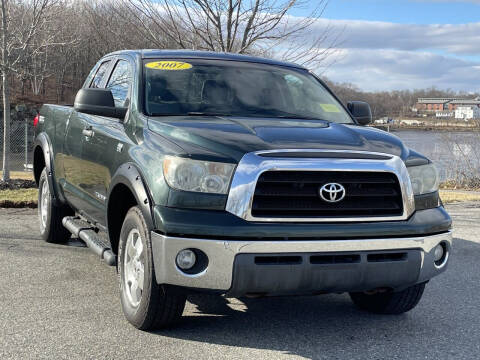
[0, 105, 36, 174]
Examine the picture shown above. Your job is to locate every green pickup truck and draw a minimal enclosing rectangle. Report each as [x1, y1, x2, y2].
[33, 50, 452, 330]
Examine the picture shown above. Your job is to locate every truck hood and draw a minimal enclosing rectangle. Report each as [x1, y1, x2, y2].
[147, 116, 419, 163]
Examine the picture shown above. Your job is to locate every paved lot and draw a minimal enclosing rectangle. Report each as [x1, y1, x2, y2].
[0, 204, 479, 359]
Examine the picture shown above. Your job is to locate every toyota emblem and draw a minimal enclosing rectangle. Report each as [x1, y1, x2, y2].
[319, 183, 346, 203]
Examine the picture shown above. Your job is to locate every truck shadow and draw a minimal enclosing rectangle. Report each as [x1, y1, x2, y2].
[155, 293, 417, 358]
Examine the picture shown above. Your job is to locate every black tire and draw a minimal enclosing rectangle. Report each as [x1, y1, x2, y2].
[38, 168, 72, 243]
[349, 282, 426, 315]
[118, 206, 186, 330]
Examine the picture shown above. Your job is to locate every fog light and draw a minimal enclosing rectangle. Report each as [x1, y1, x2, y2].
[176, 249, 196, 270]
[433, 242, 448, 268]
[434, 244, 444, 262]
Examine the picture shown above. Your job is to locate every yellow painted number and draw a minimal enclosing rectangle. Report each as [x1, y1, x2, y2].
[145, 61, 192, 71]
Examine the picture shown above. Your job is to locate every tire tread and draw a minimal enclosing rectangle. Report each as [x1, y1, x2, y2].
[151, 286, 186, 329]
[119, 206, 186, 330]
[39, 168, 72, 243]
[350, 283, 426, 315]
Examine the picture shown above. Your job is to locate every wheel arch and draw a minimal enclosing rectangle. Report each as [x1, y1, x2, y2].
[107, 163, 155, 254]
[33, 132, 65, 205]
[33, 132, 53, 185]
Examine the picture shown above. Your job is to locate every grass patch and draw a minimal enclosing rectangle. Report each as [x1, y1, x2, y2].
[440, 179, 480, 191]
[0, 188, 38, 208]
[439, 190, 480, 204]
[0, 171, 34, 181]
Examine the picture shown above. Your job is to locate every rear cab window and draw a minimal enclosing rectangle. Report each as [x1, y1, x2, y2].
[106, 60, 132, 107]
[90, 60, 111, 88]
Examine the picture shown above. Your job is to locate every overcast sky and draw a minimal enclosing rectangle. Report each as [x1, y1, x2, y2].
[292, 0, 480, 92]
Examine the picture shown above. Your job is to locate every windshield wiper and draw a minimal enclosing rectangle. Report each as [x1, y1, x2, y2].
[187, 112, 232, 117]
[236, 107, 324, 120]
[148, 112, 232, 117]
[275, 115, 327, 121]
[149, 113, 185, 117]
[245, 110, 326, 121]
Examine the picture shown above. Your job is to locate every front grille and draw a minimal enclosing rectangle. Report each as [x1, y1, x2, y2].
[251, 171, 403, 218]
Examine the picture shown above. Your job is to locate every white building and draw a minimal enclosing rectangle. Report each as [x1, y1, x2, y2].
[436, 111, 454, 118]
[455, 106, 480, 121]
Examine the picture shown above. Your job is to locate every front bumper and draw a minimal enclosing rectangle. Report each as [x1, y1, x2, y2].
[151, 231, 452, 296]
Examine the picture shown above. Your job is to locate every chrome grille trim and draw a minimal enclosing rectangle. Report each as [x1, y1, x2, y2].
[225, 149, 415, 222]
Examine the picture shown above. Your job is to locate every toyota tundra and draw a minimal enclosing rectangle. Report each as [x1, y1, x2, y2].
[33, 50, 452, 330]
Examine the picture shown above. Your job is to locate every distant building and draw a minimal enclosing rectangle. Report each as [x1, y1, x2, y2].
[416, 97, 480, 112]
[455, 106, 480, 120]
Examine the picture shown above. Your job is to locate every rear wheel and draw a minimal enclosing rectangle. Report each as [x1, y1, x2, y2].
[118, 206, 186, 330]
[38, 168, 72, 243]
[349, 283, 426, 315]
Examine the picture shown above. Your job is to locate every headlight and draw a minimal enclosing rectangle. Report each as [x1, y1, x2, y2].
[163, 155, 235, 194]
[407, 163, 439, 195]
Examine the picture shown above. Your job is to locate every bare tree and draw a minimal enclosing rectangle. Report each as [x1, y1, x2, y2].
[1, 0, 12, 181]
[84, 0, 161, 53]
[112, 0, 339, 68]
[0, 0, 62, 181]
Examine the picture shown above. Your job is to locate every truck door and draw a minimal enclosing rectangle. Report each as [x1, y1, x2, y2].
[80, 58, 133, 224]
[62, 59, 113, 213]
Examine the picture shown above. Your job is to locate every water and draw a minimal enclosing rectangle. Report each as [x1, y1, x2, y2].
[394, 130, 480, 181]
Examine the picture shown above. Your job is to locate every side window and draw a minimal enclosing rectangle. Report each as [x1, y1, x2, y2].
[90, 61, 111, 88]
[106, 60, 132, 107]
[83, 62, 100, 88]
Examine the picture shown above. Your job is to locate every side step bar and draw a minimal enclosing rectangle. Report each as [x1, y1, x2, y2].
[62, 217, 116, 266]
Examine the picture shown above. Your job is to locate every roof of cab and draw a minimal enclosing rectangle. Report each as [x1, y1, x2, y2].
[106, 49, 306, 70]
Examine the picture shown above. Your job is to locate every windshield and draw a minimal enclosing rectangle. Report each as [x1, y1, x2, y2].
[143, 59, 353, 123]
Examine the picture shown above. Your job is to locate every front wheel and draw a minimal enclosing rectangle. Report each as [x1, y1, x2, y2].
[118, 206, 186, 330]
[349, 282, 426, 315]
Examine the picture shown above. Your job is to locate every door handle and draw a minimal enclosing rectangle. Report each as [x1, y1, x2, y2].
[82, 126, 94, 137]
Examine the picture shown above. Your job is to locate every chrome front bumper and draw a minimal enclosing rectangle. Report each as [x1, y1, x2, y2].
[151, 231, 452, 294]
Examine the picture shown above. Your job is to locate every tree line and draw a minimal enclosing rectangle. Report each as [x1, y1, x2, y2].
[326, 81, 478, 119]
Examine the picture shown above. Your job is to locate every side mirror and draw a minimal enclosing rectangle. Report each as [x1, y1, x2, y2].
[74, 88, 127, 119]
[347, 101, 372, 125]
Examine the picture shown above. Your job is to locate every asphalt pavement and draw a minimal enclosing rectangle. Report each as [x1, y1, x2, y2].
[0, 203, 479, 359]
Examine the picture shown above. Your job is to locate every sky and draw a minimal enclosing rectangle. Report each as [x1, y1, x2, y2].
[290, 0, 480, 92]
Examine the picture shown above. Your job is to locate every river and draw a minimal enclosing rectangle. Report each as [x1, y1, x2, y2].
[394, 130, 480, 181]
